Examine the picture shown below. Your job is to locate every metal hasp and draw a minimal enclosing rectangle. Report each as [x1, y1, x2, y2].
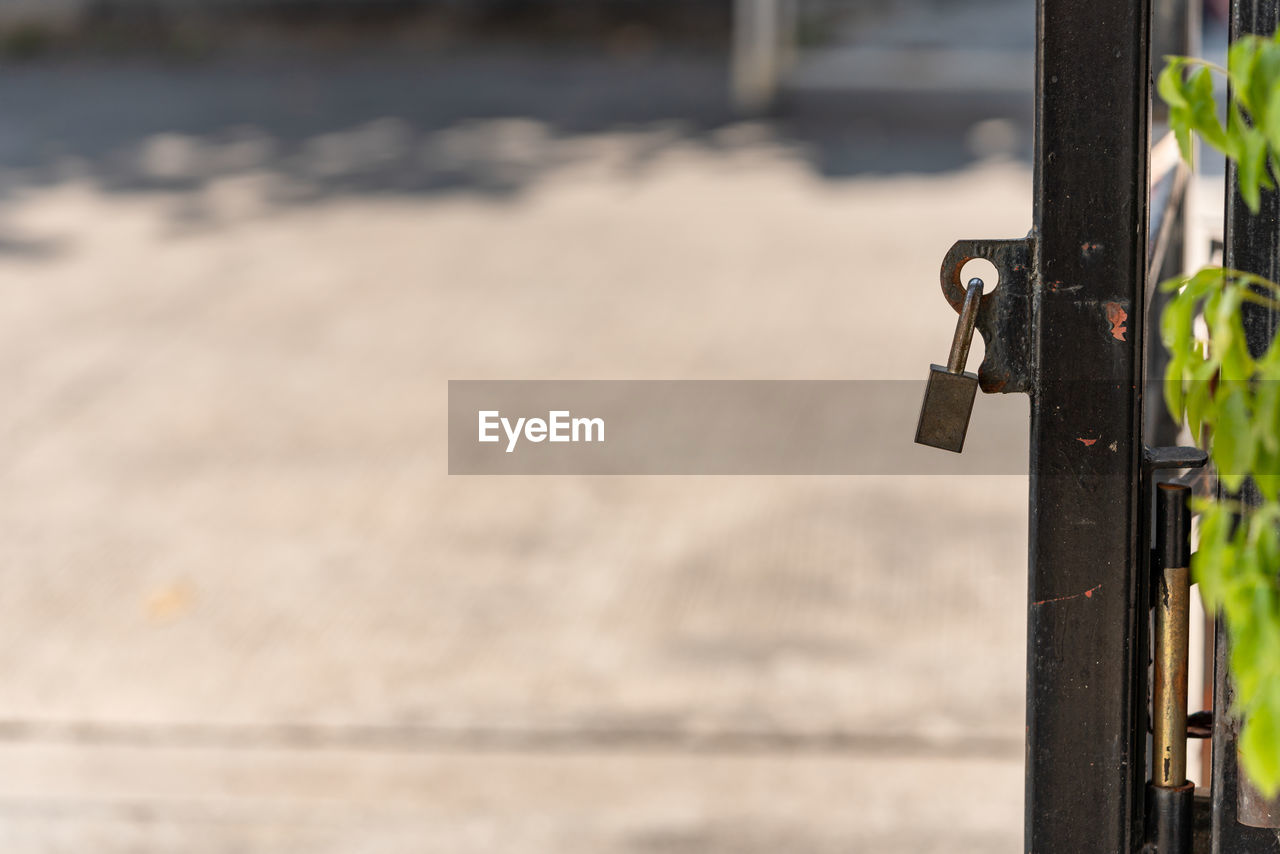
[938, 238, 1033, 395]
[1147, 482, 1194, 854]
[1212, 0, 1280, 845]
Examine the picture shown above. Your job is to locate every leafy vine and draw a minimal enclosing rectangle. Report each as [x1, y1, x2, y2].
[1159, 32, 1280, 794]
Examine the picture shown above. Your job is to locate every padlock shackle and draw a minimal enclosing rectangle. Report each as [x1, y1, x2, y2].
[946, 279, 984, 374]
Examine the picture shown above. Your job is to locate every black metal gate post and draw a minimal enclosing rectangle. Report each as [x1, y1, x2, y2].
[921, 0, 1280, 848]
[1026, 0, 1152, 850]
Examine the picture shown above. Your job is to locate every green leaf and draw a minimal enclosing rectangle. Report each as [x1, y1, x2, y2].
[1255, 376, 1280, 454]
[1255, 448, 1280, 500]
[1158, 60, 1190, 109]
[1233, 110, 1272, 215]
[1160, 280, 1194, 351]
[1160, 280, 1198, 423]
[1189, 267, 1228, 299]
[1193, 503, 1228, 608]
[1233, 611, 1263, 705]
[1240, 679, 1280, 797]
[1263, 81, 1280, 154]
[1164, 364, 1186, 425]
[1251, 38, 1280, 134]
[1185, 351, 1221, 440]
[1159, 62, 1195, 162]
[1215, 389, 1254, 491]
[1216, 287, 1254, 381]
[1231, 37, 1263, 114]
[1189, 66, 1230, 154]
[1257, 511, 1280, 571]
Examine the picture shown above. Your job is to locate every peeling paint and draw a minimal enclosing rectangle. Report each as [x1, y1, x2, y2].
[1078, 437, 1098, 447]
[1104, 302, 1128, 341]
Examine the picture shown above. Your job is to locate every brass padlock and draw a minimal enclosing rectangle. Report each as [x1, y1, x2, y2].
[914, 277, 983, 453]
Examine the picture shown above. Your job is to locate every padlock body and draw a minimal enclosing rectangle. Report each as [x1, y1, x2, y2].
[915, 364, 979, 453]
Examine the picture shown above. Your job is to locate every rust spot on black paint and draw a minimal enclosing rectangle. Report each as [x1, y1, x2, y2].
[1105, 302, 1128, 341]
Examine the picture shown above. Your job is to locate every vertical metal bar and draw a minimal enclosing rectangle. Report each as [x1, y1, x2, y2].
[1154, 483, 1192, 791]
[1146, 483, 1194, 854]
[1213, 0, 1280, 845]
[1228, 0, 1280, 330]
[1026, 0, 1151, 849]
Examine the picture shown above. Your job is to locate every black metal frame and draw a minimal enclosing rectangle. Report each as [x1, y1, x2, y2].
[1025, 1, 1152, 849]
[939, 0, 1280, 849]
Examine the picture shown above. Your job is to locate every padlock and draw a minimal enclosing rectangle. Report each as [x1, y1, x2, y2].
[914, 277, 984, 453]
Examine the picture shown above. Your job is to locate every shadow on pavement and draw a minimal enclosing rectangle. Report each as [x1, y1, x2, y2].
[0, 48, 1033, 215]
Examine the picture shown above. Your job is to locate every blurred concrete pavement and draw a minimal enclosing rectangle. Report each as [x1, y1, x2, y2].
[0, 43, 1031, 852]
